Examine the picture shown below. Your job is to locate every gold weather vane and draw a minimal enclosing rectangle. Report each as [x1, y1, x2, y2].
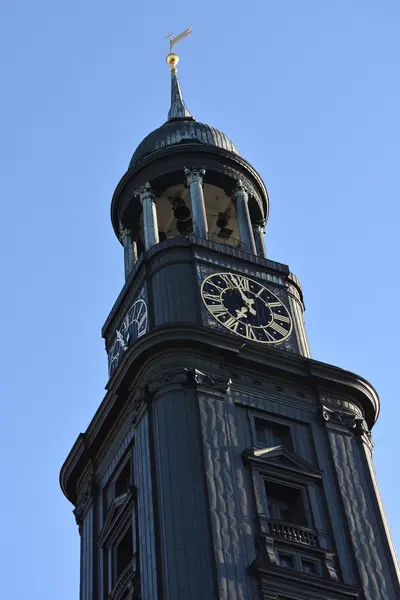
[166, 27, 192, 53]
[166, 27, 192, 70]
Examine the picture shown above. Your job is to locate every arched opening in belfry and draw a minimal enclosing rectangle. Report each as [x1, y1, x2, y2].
[147, 182, 242, 248]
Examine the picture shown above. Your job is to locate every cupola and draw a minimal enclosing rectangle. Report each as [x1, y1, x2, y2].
[111, 38, 270, 279]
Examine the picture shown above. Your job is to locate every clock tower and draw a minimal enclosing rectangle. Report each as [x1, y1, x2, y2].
[60, 44, 400, 600]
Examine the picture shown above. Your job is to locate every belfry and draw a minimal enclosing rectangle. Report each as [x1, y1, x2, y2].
[60, 31, 400, 600]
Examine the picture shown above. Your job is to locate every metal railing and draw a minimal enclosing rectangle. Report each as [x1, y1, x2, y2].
[204, 232, 248, 250]
[268, 520, 317, 546]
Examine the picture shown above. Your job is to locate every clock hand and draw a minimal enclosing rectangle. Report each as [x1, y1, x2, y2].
[236, 306, 248, 319]
[246, 301, 257, 316]
[116, 329, 128, 351]
[239, 296, 257, 316]
[233, 283, 257, 315]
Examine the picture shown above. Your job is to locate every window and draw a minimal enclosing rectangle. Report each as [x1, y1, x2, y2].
[278, 553, 295, 568]
[254, 418, 292, 450]
[115, 525, 134, 581]
[301, 558, 317, 574]
[104, 459, 131, 516]
[115, 461, 131, 498]
[265, 480, 307, 526]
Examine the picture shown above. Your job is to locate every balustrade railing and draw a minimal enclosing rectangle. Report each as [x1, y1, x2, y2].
[268, 520, 317, 546]
[110, 559, 138, 600]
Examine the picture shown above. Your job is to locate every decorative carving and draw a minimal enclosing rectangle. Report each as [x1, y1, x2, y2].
[324, 551, 339, 582]
[119, 222, 134, 243]
[186, 368, 232, 394]
[118, 221, 126, 243]
[263, 535, 278, 566]
[110, 562, 138, 600]
[135, 181, 155, 204]
[146, 368, 231, 397]
[147, 371, 188, 394]
[322, 405, 371, 440]
[126, 388, 146, 427]
[232, 178, 251, 200]
[184, 166, 206, 186]
[73, 477, 94, 526]
[253, 220, 266, 234]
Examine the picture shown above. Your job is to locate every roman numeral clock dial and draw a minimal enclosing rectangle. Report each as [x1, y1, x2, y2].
[108, 298, 148, 376]
[201, 273, 292, 344]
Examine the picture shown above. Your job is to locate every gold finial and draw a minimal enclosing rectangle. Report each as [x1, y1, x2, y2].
[166, 27, 192, 71]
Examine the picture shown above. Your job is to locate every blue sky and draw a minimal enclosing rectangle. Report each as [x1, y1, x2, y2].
[1, 1, 399, 598]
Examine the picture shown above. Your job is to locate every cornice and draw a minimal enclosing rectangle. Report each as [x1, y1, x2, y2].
[253, 560, 361, 599]
[59, 433, 86, 504]
[60, 323, 380, 507]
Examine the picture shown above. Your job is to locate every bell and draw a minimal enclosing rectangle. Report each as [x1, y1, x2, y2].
[177, 218, 193, 236]
[216, 213, 229, 229]
[173, 199, 191, 221]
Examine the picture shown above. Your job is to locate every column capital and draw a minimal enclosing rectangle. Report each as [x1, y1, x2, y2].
[253, 220, 266, 233]
[184, 166, 206, 186]
[321, 404, 373, 446]
[146, 367, 231, 398]
[73, 474, 95, 527]
[233, 178, 251, 200]
[118, 221, 133, 242]
[135, 181, 155, 204]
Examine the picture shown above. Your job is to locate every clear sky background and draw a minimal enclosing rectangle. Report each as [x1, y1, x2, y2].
[1, 1, 399, 597]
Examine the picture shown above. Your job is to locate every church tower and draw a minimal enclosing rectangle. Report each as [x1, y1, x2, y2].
[60, 37, 400, 600]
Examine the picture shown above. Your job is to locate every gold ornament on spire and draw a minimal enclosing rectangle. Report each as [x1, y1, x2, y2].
[166, 27, 192, 71]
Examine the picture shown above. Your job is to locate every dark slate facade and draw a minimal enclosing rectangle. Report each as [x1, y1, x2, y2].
[60, 54, 400, 600]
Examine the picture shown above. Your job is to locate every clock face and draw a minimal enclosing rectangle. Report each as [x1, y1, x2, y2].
[108, 298, 148, 376]
[201, 272, 292, 344]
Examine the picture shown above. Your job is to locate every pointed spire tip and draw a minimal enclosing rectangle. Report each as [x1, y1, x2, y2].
[167, 57, 193, 121]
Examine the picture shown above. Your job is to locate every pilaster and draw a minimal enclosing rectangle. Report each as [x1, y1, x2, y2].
[146, 367, 218, 600]
[322, 405, 400, 599]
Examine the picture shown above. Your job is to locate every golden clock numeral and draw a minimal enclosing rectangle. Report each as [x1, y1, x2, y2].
[230, 274, 250, 292]
[245, 324, 257, 340]
[267, 301, 282, 307]
[273, 313, 290, 323]
[219, 273, 236, 289]
[262, 328, 276, 341]
[269, 321, 289, 336]
[208, 304, 228, 318]
[210, 274, 234, 292]
[137, 314, 147, 328]
[203, 292, 221, 302]
[225, 316, 239, 332]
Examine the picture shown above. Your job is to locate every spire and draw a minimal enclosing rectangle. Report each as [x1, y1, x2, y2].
[167, 66, 192, 120]
[165, 27, 193, 121]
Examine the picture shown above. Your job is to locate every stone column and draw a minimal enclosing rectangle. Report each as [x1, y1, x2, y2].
[136, 182, 159, 251]
[253, 221, 267, 258]
[119, 223, 138, 280]
[232, 180, 257, 254]
[184, 167, 208, 239]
